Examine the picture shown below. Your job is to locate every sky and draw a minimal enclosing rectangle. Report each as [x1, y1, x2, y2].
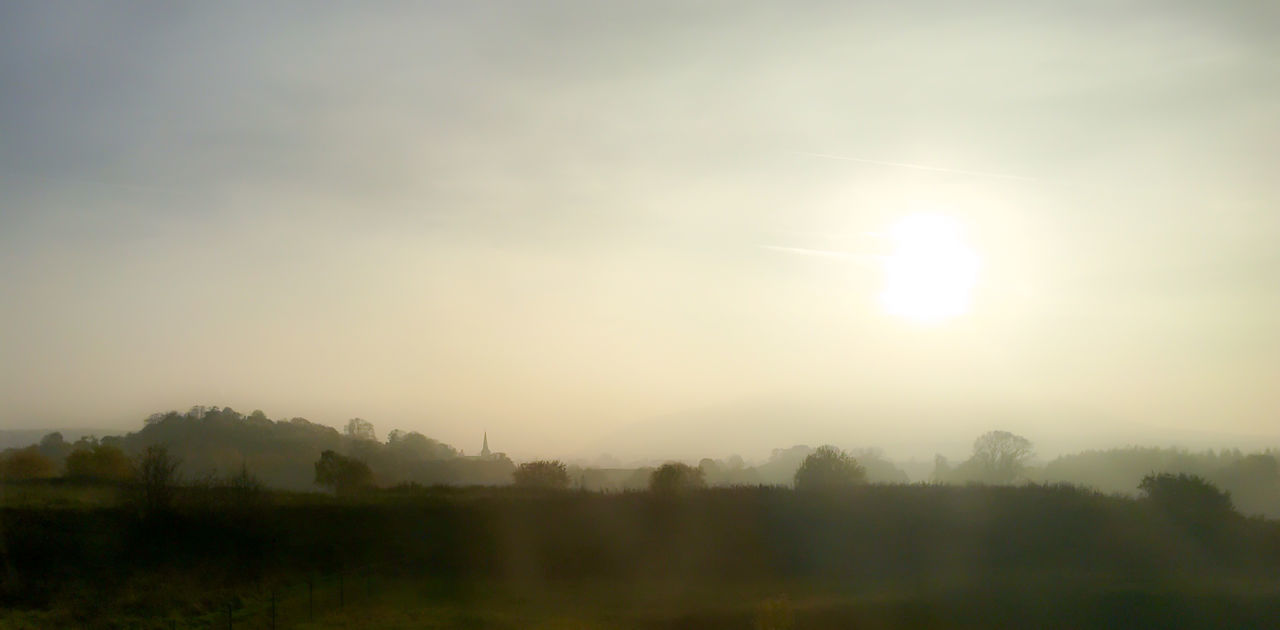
[2, 2, 1278, 462]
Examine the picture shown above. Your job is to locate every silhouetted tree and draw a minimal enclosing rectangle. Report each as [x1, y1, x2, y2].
[513, 460, 570, 489]
[1139, 472, 1234, 525]
[794, 445, 866, 491]
[968, 430, 1033, 483]
[931, 454, 952, 483]
[344, 418, 377, 442]
[387, 431, 457, 460]
[698, 457, 722, 483]
[649, 462, 705, 494]
[314, 449, 374, 494]
[37, 432, 70, 464]
[223, 462, 267, 510]
[756, 445, 814, 485]
[850, 448, 909, 483]
[136, 445, 181, 515]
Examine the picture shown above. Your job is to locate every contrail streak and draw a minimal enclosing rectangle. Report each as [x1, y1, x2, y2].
[794, 152, 1040, 183]
[759, 245, 854, 259]
[759, 245, 883, 265]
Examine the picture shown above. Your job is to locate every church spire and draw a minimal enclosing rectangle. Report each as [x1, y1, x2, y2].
[481, 431, 491, 457]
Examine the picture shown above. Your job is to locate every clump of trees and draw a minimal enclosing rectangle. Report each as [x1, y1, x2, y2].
[649, 462, 705, 494]
[1140, 472, 1235, 524]
[933, 430, 1034, 485]
[314, 450, 374, 494]
[794, 445, 866, 491]
[513, 460, 570, 489]
[697, 455, 761, 486]
[65, 442, 135, 482]
[751, 445, 908, 486]
[1040, 447, 1280, 517]
[2, 406, 522, 492]
[91, 406, 506, 488]
[0, 446, 57, 480]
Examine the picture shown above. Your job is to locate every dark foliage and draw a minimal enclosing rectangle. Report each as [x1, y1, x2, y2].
[0, 447, 56, 481]
[55, 407, 511, 490]
[1139, 472, 1236, 537]
[649, 462, 706, 494]
[64, 443, 134, 482]
[512, 460, 570, 490]
[3, 483, 1279, 627]
[134, 445, 180, 516]
[314, 450, 374, 494]
[794, 445, 867, 491]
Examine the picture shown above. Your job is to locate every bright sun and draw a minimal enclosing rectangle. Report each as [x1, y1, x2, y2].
[879, 213, 981, 323]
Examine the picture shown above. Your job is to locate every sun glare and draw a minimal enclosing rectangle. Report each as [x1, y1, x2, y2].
[879, 213, 981, 324]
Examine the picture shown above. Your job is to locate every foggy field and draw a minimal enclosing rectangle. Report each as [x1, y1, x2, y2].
[5, 483, 1280, 628]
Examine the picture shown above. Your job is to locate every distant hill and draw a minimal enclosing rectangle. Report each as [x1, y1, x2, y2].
[43, 407, 517, 491]
[0, 428, 124, 451]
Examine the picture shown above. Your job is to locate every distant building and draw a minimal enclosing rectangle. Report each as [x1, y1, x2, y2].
[468, 431, 504, 461]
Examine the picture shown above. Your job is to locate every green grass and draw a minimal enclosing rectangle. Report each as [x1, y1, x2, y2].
[0, 479, 123, 509]
[281, 573, 1280, 630]
[6, 483, 1280, 628]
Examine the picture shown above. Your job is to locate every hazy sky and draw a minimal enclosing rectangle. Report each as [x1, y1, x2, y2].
[2, 2, 1277, 461]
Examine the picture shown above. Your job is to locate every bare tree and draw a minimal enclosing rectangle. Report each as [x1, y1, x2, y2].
[137, 445, 181, 514]
[344, 418, 377, 442]
[970, 430, 1033, 483]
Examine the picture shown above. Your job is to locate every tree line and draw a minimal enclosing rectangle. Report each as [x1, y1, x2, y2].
[0, 406, 514, 489]
[2, 409, 1278, 517]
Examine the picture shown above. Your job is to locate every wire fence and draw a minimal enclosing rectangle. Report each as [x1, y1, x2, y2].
[155, 560, 405, 630]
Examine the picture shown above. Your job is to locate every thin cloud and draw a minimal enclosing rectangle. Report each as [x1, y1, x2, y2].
[794, 152, 1041, 183]
[759, 244, 883, 265]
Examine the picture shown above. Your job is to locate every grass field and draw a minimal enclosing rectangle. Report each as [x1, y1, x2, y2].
[287, 574, 1280, 630]
[4, 481, 1280, 628]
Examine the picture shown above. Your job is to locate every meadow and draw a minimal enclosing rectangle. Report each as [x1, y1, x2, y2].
[3, 481, 1279, 628]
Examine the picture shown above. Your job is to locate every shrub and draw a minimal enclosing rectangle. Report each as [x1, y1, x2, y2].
[794, 445, 866, 491]
[1139, 473, 1234, 524]
[649, 462, 705, 494]
[314, 449, 374, 494]
[513, 460, 570, 489]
